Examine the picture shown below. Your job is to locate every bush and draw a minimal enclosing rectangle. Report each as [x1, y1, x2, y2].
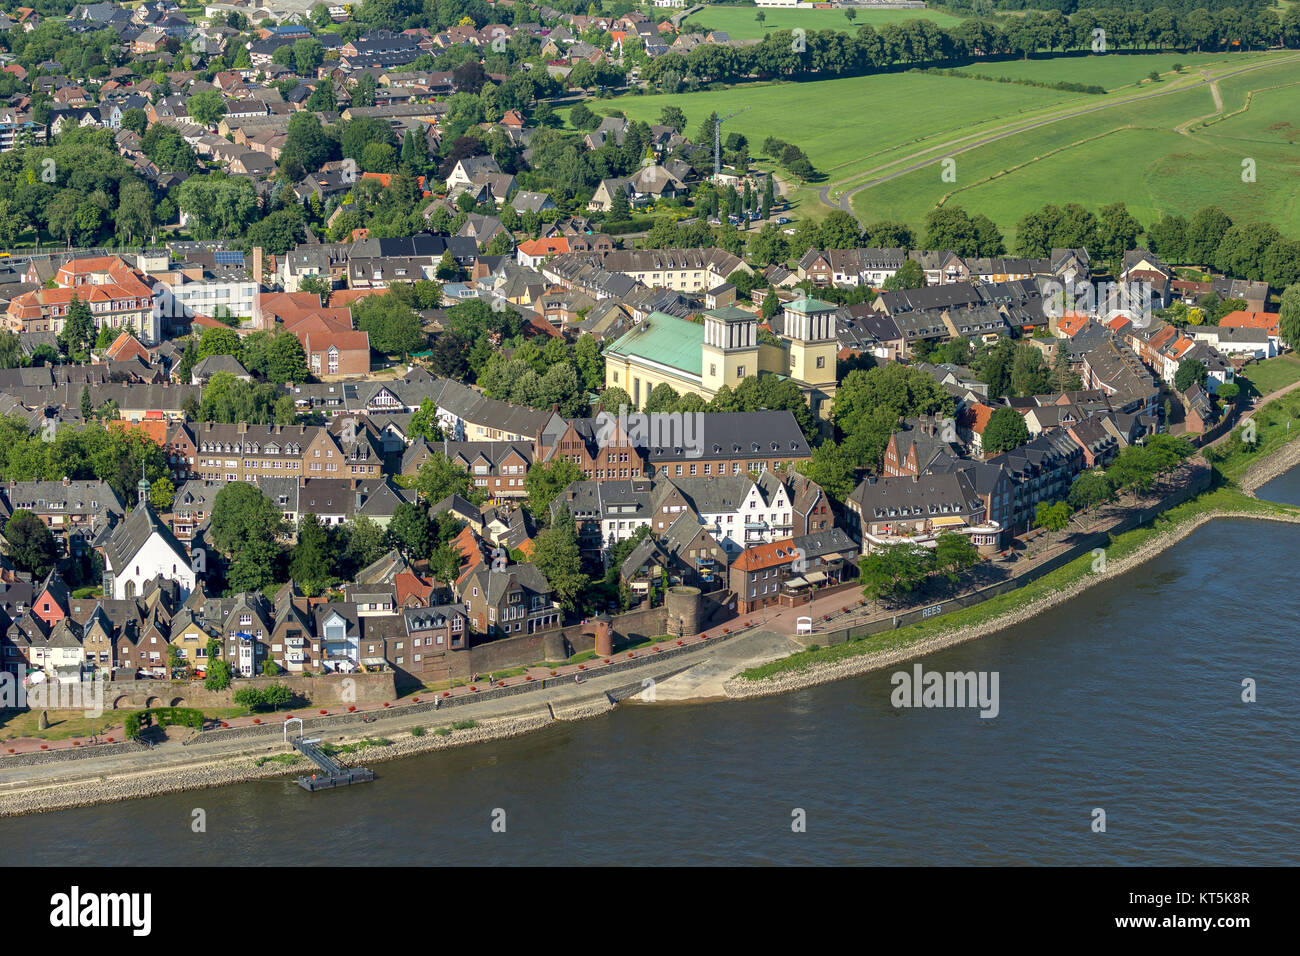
[125, 707, 204, 738]
[451, 719, 477, 730]
[410, 726, 426, 737]
[435, 727, 451, 736]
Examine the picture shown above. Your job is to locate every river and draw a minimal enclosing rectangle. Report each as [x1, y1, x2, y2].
[3, 473, 1300, 866]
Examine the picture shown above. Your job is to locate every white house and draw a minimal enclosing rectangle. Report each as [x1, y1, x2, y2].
[98, 475, 196, 601]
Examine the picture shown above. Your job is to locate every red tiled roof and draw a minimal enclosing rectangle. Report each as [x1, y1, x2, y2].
[1056, 312, 1090, 337]
[328, 289, 385, 308]
[105, 330, 150, 362]
[108, 419, 168, 447]
[395, 570, 435, 606]
[732, 540, 799, 572]
[964, 402, 997, 435]
[517, 237, 569, 257]
[1219, 310, 1280, 335]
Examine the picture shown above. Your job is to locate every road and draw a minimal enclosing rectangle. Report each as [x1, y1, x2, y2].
[1203, 364, 1300, 451]
[816, 55, 1300, 219]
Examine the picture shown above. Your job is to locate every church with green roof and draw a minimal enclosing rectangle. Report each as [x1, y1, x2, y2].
[603, 298, 839, 419]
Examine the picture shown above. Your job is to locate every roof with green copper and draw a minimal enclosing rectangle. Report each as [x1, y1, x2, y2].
[785, 296, 838, 313]
[603, 311, 703, 377]
[703, 305, 757, 323]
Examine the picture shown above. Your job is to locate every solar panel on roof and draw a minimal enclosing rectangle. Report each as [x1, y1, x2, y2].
[214, 250, 244, 266]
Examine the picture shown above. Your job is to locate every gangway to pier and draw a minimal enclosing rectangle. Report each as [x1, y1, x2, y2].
[287, 726, 374, 792]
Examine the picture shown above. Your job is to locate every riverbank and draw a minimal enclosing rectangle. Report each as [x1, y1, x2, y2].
[7, 459, 1300, 816]
[1238, 434, 1300, 494]
[0, 700, 617, 817]
[724, 490, 1300, 700]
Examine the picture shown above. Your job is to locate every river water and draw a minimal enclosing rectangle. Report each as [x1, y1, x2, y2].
[3, 473, 1300, 866]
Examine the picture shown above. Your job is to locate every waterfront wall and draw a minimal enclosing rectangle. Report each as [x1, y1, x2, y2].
[461, 590, 736, 675]
[103, 672, 396, 710]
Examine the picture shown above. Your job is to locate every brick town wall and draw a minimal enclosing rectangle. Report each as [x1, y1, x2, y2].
[467, 630, 568, 674]
[102, 672, 395, 710]
[461, 593, 739, 674]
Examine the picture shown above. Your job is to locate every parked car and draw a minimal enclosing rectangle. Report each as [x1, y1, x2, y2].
[776, 216, 792, 225]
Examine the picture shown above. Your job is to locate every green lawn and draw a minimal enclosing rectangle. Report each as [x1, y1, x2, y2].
[680, 4, 968, 39]
[1207, 390, 1300, 480]
[1241, 354, 1300, 395]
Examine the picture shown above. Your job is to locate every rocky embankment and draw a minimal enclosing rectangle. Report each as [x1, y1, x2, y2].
[1238, 439, 1300, 494]
[725, 507, 1300, 701]
[0, 700, 616, 817]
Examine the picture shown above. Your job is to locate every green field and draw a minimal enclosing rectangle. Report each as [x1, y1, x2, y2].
[1241, 354, 1300, 395]
[573, 69, 1080, 176]
[680, 3, 967, 39]
[584, 48, 1300, 239]
[855, 54, 1300, 242]
[955, 52, 1241, 90]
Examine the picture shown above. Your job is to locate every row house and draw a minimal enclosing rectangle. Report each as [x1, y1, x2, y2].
[620, 511, 730, 596]
[796, 247, 908, 288]
[1081, 338, 1161, 416]
[882, 416, 964, 478]
[1131, 323, 1235, 394]
[728, 527, 859, 614]
[459, 564, 560, 638]
[0, 479, 124, 547]
[379, 603, 468, 683]
[553, 470, 828, 564]
[844, 472, 1001, 556]
[992, 430, 1087, 531]
[439, 441, 534, 503]
[171, 420, 385, 485]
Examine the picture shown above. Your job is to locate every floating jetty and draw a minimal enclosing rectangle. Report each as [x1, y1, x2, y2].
[291, 736, 375, 792]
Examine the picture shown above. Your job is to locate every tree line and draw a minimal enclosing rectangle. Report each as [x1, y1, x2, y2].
[643, 8, 1300, 91]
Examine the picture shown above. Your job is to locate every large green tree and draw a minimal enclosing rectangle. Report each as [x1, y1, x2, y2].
[530, 505, 587, 611]
[4, 509, 58, 577]
[981, 407, 1030, 456]
[290, 513, 334, 597]
[210, 480, 284, 559]
[354, 292, 425, 355]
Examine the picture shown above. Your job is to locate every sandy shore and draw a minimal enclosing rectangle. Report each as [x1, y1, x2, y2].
[723, 507, 1300, 701]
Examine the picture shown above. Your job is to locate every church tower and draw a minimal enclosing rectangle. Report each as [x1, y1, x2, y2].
[136, 463, 151, 510]
[701, 306, 759, 395]
[783, 297, 838, 419]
